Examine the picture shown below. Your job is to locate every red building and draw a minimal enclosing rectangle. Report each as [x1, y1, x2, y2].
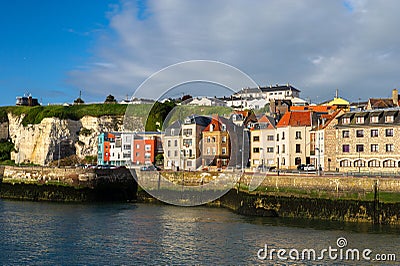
[133, 135, 158, 165]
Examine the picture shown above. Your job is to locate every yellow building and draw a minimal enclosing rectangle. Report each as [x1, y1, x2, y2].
[202, 116, 230, 169]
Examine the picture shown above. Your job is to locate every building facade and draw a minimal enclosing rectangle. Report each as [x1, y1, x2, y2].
[310, 110, 343, 171]
[276, 111, 313, 169]
[98, 132, 161, 166]
[181, 115, 211, 171]
[335, 108, 400, 172]
[202, 116, 230, 169]
[250, 115, 276, 169]
[163, 121, 182, 170]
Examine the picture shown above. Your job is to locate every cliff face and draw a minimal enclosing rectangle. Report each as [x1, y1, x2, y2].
[3, 113, 139, 165]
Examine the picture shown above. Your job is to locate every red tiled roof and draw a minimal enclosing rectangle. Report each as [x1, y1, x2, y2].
[276, 111, 312, 127]
[257, 115, 275, 129]
[203, 115, 222, 132]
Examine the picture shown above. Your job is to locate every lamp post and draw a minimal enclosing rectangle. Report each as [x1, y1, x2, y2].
[260, 147, 264, 172]
[180, 148, 186, 196]
[241, 127, 249, 173]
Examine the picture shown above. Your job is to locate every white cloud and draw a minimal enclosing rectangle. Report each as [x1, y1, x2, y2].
[68, 0, 400, 103]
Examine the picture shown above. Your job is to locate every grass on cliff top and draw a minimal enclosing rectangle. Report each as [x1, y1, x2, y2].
[0, 104, 153, 126]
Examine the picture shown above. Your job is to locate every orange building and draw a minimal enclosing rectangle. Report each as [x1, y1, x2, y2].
[202, 115, 230, 169]
[133, 135, 158, 165]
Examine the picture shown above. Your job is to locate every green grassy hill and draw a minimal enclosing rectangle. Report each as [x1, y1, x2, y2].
[0, 104, 152, 126]
[0, 102, 235, 128]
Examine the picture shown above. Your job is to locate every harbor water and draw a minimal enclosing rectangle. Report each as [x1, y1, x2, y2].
[0, 200, 399, 265]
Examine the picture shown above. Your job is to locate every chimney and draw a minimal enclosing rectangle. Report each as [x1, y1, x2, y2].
[392, 89, 398, 106]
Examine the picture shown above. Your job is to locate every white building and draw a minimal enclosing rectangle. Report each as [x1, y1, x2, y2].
[187, 97, 227, 106]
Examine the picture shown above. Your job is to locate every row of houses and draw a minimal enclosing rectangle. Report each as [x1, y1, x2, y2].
[97, 132, 162, 166]
[97, 86, 400, 173]
[97, 107, 400, 173]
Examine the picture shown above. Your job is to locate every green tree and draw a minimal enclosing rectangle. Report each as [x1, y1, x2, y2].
[155, 154, 164, 166]
[105, 94, 117, 104]
[0, 140, 15, 162]
[74, 97, 84, 105]
[145, 101, 176, 131]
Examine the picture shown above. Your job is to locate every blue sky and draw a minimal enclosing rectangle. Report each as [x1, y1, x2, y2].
[2, 0, 400, 106]
[0, 0, 118, 105]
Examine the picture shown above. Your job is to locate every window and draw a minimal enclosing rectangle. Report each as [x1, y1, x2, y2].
[174, 140, 178, 147]
[276, 145, 280, 154]
[282, 144, 286, 153]
[282, 157, 285, 165]
[267, 135, 274, 141]
[187, 161, 192, 167]
[370, 116, 379, 123]
[212, 148, 216, 155]
[356, 130, 364, 137]
[385, 115, 394, 123]
[222, 147, 227, 154]
[342, 130, 350, 138]
[383, 160, 396, 168]
[386, 128, 394, 137]
[174, 150, 178, 157]
[356, 144, 364, 152]
[168, 140, 171, 147]
[296, 144, 301, 153]
[340, 160, 351, 167]
[253, 147, 260, 153]
[145, 145, 151, 151]
[267, 147, 274, 153]
[371, 129, 378, 137]
[212, 137, 216, 142]
[295, 131, 301, 139]
[207, 137, 211, 143]
[206, 148, 210, 155]
[354, 160, 365, 167]
[356, 116, 364, 124]
[342, 117, 350, 124]
[342, 144, 350, 153]
[371, 144, 378, 152]
[368, 160, 380, 167]
[253, 136, 260, 142]
[276, 134, 279, 141]
[282, 132, 285, 140]
[222, 136, 227, 143]
[221, 124, 226, 131]
[183, 129, 193, 136]
[167, 151, 170, 157]
[386, 144, 394, 152]
[183, 139, 192, 147]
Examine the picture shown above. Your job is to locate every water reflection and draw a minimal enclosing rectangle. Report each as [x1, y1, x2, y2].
[0, 200, 398, 265]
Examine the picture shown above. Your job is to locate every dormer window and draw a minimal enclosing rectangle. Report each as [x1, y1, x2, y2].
[222, 124, 226, 131]
[171, 129, 175, 135]
[356, 116, 364, 124]
[370, 116, 379, 123]
[385, 115, 394, 123]
[342, 117, 350, 124]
